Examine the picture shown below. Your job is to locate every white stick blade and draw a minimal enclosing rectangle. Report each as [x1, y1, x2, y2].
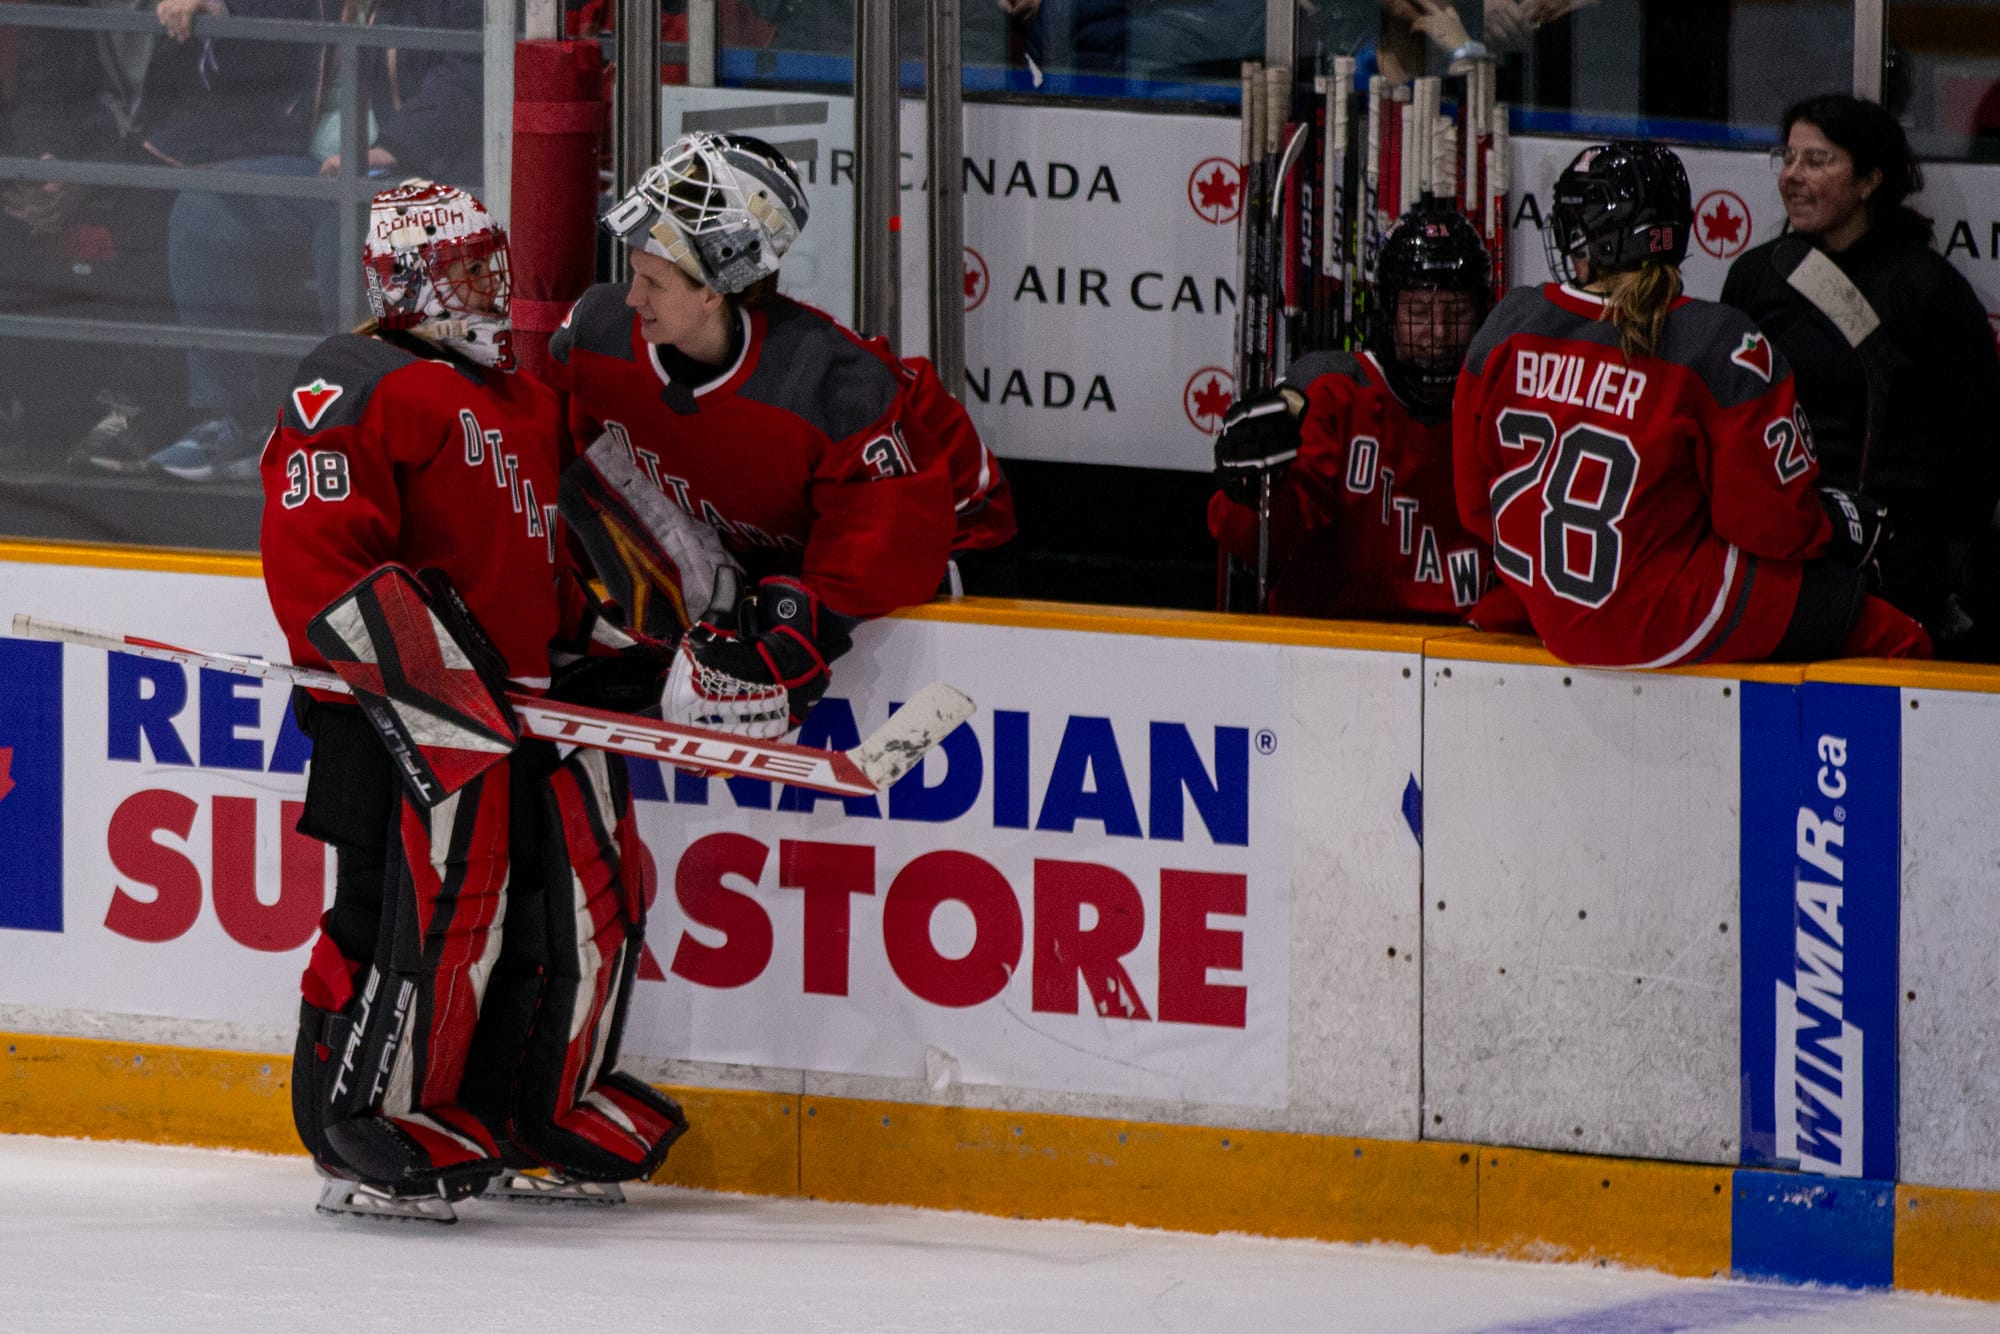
[850, 682, 976, 792]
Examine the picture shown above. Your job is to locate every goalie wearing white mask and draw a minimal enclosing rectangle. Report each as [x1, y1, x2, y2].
[552, 132, 1009, 741]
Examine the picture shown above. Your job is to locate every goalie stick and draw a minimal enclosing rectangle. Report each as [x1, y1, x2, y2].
[9, 613, 973, 800]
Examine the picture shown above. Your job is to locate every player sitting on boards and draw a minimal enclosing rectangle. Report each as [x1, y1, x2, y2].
[260, 180, 689, 1223]
[1452, 141, 1930, 668]
[551, 131, 1009, 742]
[1210, 203, 1513, 627]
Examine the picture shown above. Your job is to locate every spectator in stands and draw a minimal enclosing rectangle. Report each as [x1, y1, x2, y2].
[1722, 95, 2000, 658]
[0, 0, 176, 473]
[135, 0, 483, 482]
[744, 0, 1030, 72]
[55, 0, 325, 476]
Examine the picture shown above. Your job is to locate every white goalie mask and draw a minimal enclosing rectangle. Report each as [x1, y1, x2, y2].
[600, 132, 809, 295]
[363, 179, 515, 370]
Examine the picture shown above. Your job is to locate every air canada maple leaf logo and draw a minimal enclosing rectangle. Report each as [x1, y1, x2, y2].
[1730, 332, 1773, 382]
[1184, 367, 1235, 433]
[1187, 158, 1243, 226]
[1695, 189, 1752, 260]
[292, 379, 344, 429]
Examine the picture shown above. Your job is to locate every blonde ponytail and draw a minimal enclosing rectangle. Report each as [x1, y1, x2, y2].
[1594, 263, 1682, 360]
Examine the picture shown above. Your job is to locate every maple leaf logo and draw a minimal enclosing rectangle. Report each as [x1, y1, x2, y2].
[1197, 168, 1238, 214]
[0, 747, 14, 805]
[1187, 158, 1244, 225]
[962, 246, 990, 312]
[291, 379, 344, 430]
[1694, 189, 1752, 259]
[1183, 367, 1236, 433]
[1192, 377, 1232, 422]
[1702, 199, 1742, 246]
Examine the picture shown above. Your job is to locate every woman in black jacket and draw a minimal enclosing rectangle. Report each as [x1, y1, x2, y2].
[1721, 94, 2000, 655]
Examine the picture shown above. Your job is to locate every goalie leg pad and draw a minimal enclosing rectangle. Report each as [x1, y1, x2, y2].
[292, 767, 513, 1193]
[466, 748, 688, 1182]
[306, 564, 520, 808]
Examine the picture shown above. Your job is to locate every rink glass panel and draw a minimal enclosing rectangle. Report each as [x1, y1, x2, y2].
[0, 5, 487, 551]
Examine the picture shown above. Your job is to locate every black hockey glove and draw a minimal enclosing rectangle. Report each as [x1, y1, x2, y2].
[663, 576, 860, 737]
[1213, 385, 1306, 506]
[547, 573, 677, 713]
[1818, 487, 1890, 574]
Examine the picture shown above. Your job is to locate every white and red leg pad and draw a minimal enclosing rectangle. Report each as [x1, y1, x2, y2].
[306, 564, 519, 808]
[293, 766, 512, 1195]
[474, 748, 687, 1182]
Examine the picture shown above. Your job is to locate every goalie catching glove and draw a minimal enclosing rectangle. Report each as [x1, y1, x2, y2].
[663, 574, 859, 738]
[1213, 385, 1306, 505]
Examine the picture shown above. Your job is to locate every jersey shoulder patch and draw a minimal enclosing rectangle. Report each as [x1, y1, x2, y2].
[1660, 300, 1790, 408]
[1463, 286, 1570, 375]
[742, 299, 901, 443]
[1285, 348, 1368, 391]
[549, 283, 638, 366]
[284, 334, 423, 434]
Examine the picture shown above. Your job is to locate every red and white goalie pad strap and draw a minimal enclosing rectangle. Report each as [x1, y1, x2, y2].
[558, 429, 742, 645]
[306, 564, 520, 807]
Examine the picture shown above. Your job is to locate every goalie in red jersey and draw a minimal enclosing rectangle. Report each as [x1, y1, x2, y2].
[552, 131, 1011, 740]
[1209, 205, 1509, 626]
[1453, 142, 1930, 668]
[260, 180, 687, 1222]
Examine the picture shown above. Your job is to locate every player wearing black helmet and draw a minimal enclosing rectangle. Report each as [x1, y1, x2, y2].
[1454, 141, 1929, 667]
[1210, 204, 1510, 624]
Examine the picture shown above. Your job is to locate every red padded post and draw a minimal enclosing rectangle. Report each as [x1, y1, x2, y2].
[509, 39, 607, 382]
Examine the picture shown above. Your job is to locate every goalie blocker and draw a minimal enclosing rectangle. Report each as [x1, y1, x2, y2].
[292, 566, 686, 1205]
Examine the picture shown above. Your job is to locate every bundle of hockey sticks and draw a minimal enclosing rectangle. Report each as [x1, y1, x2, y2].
[1224, 51, 1510, 612]
[10, 613, 973, 800]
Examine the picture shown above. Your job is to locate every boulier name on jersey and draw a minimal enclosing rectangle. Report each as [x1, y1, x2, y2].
[1514, 349, 1650, 421]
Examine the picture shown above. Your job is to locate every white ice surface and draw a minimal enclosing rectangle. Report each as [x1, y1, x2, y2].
[3, 1135, 1996, 1334]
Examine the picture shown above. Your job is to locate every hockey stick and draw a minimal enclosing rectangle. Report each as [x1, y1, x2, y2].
[10, 614, 973, 800]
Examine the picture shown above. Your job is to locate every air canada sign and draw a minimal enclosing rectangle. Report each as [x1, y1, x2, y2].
[620, 619, 1292, 1108]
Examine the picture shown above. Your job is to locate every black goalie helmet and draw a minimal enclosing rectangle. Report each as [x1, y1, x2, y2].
[1370, 204, 1491, 412]
[1544, 141, 1692, 283]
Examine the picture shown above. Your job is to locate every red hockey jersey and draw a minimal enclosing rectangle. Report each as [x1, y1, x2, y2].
[260, 333, 575, 687]
[547, 286, 961, 619]
[1210, 350, 1492, 621]
[1454, 283, 1832, 668]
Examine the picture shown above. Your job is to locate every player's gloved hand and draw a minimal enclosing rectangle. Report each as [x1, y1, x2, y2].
[1818, 486, 1890, 573]
[1213, 385, 1306, 505]
[661, 576, 855, 738]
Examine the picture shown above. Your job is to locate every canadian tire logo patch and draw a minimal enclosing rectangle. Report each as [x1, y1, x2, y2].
[1730, 333, 1773, 383]
[292, 379, 344, 429]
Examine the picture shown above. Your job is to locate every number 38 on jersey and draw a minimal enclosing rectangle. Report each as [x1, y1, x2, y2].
[279, 448, 353, 508]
